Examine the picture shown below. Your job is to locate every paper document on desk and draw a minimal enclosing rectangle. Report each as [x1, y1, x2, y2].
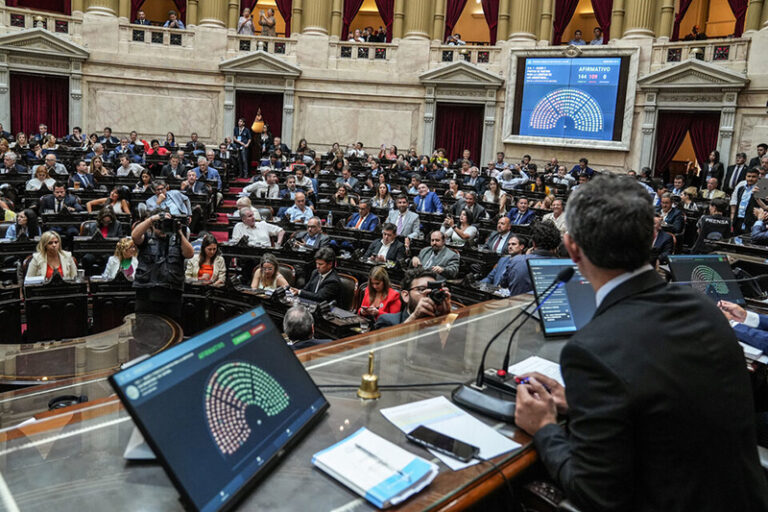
[380, 396, 520, 471]
[507, 355, 564, 387]
[312, 427, 438, 509]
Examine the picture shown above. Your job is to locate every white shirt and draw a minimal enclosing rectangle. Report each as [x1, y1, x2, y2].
[116, 163, 144, 177]
[232, 221, 282, 247]
[377, 240, 392, 259]
[595, 264, 653, 308]
[543, 211, 567, 234]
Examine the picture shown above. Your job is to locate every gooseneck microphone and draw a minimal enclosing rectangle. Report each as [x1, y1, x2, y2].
[453, 266, 575, 422]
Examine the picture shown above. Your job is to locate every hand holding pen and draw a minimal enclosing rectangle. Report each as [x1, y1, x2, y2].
[514, 372, 568, 415]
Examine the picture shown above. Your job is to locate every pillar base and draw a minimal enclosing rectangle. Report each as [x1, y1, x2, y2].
[622, 28, 654, 39]
[198, 18, 226, 28]
[85, 6, 116, 16]
[508, 32, 536, 42]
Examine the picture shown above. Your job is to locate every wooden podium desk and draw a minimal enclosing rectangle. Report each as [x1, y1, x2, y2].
[0, 296, 566, 511]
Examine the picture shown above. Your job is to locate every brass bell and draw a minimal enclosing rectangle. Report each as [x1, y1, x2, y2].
[357, 351, 381, 399]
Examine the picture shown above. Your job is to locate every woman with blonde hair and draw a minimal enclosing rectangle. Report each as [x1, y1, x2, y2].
[26, 230, 77, 281]
[251, 252, 289, 290]
[186, 233, 226, 286]
[533, 194, 555, 211]
[25, 165, 55, 191]
[102, 237, 138, 280]
[358, 266, 401, 319]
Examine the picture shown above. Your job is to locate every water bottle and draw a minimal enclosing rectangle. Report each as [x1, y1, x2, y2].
[327, 210, 333, 227]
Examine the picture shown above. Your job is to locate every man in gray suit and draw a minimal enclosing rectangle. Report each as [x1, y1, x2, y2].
[385, 194, 421, 239]
[407, 230, 459, 279]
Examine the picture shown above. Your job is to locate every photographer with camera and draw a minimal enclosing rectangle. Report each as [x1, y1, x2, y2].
[374, 268, 452, 329]
[131, 210, 194, 323]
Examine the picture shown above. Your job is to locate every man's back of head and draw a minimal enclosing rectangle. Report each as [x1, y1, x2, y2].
[283, 305, 314, 342]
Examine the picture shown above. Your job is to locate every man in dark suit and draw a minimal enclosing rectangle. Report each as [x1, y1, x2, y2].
[40, 182, 83, 214]
[723, 152, 748, 194]
[161, 154, 186, 180]
[482, 216, 513, 254]
[748, 143, 767, 170]
[268, 136, 290, 156]
[568, 157, 595, 179]
[363, 223, 406, 263]
[292, 217, 331, 250]
[0, 151, 27, 174]
[374, 268, 452, 330]
[133, 9, 151, 25]
[651, 213, 674, 265]
[450, 191, 487, 219]
[68, 159, 95, 189]
[234, 118, 252, 178]
[659, 192, 684, 235]
[290, 247, 341, 303]
[463, 167, 486, 194]
[507, 196, 536, 225]
[283, 304, 331, 350]
[514, 174, 768, 512]
[0, 123, 11, 141]
[98, 127, 120, 145]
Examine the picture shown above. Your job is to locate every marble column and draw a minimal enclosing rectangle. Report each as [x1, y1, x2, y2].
[187, 0, 199, 27]
[117, 0, 128, 20]
[744, 0, 764, 33]
[538, 0, 553, 43]
[227, 0, 239, 30]
[496, 0, 510, 42]
[622, 0, 654, 39]
[657, 0, 675, 39]
[71, 0, 84, 15]
[760, 0, 768, 29]
[403, 0, 433, 39]
[611, 0, 625, 40]
[432, 0, 446, 42]
[69, 61, 84, 131]
[85, 0, 118, 16]
[330, 0, 342, 39]
[508, 0, 538, 41]
[292, 0, 303, 35]
[198, 0, 227, 28]
[302, 0, 330, 35]
[392, 0, 405, 39]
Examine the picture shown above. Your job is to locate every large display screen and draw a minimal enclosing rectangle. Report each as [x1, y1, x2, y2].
[513, 57, 628, 142]
[110, 307, 328, 512]
[527, 258, 596, 336]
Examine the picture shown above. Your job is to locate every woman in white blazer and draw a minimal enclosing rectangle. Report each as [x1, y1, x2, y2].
[185, 233, 226, 286]
[102, 237, 139, 280]
[26, 231, 78, 281]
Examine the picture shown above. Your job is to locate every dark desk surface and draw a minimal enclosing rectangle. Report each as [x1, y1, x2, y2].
[0, 296, 565, 511]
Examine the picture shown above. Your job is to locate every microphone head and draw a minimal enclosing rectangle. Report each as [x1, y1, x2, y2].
[557, 267, 575, 283]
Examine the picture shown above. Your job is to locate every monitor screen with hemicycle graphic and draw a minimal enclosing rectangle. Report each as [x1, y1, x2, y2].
[110, 307, 328, 512]
[515, 57, 627, 142]
[668, 254, 746, 305]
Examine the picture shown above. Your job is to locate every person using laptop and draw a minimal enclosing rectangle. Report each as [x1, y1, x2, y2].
[514, 174, 768, 511]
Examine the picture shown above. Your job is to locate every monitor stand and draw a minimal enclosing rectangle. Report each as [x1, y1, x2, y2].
[123, 427, 156, 461]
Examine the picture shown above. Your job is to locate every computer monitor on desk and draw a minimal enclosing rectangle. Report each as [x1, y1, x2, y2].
[668, 254, 746, 306]
[110, 306, 329, 512]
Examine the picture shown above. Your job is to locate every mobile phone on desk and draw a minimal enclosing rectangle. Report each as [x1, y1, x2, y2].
[406, 425, 479, 462]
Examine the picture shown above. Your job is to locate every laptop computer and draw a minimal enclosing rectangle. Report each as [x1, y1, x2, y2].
[109, 306, 329, 512]
[668, 254, 746, 305]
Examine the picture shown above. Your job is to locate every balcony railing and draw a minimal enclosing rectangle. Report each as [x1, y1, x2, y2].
[331, 41, 397, 62]
[651, 37, 750, 72]
[429, 44, 502, 68]
[227, 35, 296, 56]
[1, 6, 82, 42]
[119, 23, 193, 49]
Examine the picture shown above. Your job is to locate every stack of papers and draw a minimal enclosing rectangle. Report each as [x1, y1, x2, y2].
[380, 396, 520, 471]
[312, 427, 438, 509]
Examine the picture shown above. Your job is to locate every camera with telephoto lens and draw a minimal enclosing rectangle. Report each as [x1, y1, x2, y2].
[155, 214, 187, 234]
[427, 281, 447, 304]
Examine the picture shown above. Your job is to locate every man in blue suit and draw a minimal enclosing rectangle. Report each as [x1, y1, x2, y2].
[719, 300, 768, 353]
[345, 201, 380, 232]
[193, 156, 222, 190]
[652, 214, 674, 265]
[480, 235, 528, 286]
[413, 183, 443, 214]
[659, 193, 684, 235]
[68, 159, 95, 189]
[569, 157, 595, 179]
[507, 196, 536, 225]
[234, 118, 252, 178]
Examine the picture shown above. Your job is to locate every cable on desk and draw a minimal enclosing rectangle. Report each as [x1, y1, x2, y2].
[477, 455, 515, 502]
[317, 381, 463, 390]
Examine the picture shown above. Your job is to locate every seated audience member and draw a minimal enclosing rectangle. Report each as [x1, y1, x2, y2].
[134, 169, 155, 194]
[232, 207, 285, 247]
[371, 183, 394, 210]
[529, 174, 551, 195]
[116, 154, 144, 177]
[503, 221, 561, 296]
[89, 156, 112, 184]
[731, 168, 760, 234]
[185, 132, 205, 155]
[181, 169, 209, 195]
[569, 29, 586, 45]
[670, 174, 686, 197]
[86, 208, 124, 238]
[590, 26, 604, 44]
[193, 156, 222, 190]
[408, 174, 422, 195]
[450, 191, 487, 220]
[268, 136, 290, 155]
[26, 165, 55, 191]
[551, 165, 576, 189]
[444, 179, 464, 201]
[335, 167, 359, 190]
[163, 10, 185, 28]
[145, 139, 168, 157]
[43, 154, 67, 176]
[441, 208, 478, 247]
[332, 184, 357, 206]
[408, 230, 459, 279]
[569, 157, 595, 178]
[290, 247, 341, 302]
[11, 132, 28, 152]
[483, 177, 508, 212]
[68, 159, 95, 189]
[414, 183, 443, 214]
[133, 9, 151, 25]
[542, 198, 567, 234]
[285, 191, 314, 224]
[231, 196, 261, 220]
[283, 305, 331, 350]
[26, 231, 77, 281]
[279, 175, 301, 200]
[659, 192, 684, 235]
[161, 154, 186, 180]
[651, 213, 674, 265]
[27, 141, 44, 162]
[483, 216, 513, 254]
[385, 194, 420, 239]
[102, 237, 138, 280]
[346, 201, 380, 231]
[499, 168, 530, 191]
[294, 166, 315, 193]
[358, 266, 402, 320]
[480, 235, 529, 286]
[292, 216, 330, 249]
[508, 196, 536, 225]
[251, 253, 290, 291]
[690, 197, 731, 253]
[702, 177, 726, 200]
[719, 300, 768, 353]
[86, 187, 131, 214]
[40, 182, 83, 214]
[681, 187, 699, 212]
[185, 233, 226, 286]
[41, 134, 58, 153]
[572, 173, 589, 191]
[243, 171, 280, 198]
[111, 137, 135, 161]
[463, 167, 486, 193]
[85, 142, 110, 163]
[363, 223, 406, 263]
[751, 207, 768, 244]
[145, 181, 191, 216]
[4, 209, 40, 241]
[1, 151, 27, 173]
[374, 268, 451, 329]
[99, 127, 119, 145]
